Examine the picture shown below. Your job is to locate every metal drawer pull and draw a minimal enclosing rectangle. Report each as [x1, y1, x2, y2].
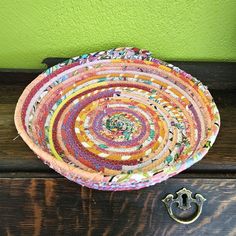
[162, 188, 206, 224]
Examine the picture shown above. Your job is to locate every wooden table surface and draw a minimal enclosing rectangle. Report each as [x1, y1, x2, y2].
[0, 61, 235, 236]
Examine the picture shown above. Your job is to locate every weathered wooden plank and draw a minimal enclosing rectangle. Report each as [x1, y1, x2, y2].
[0, 89, 235, 173]
[42, 59, 236, 89]
[0, 70, 40, 85]
[0, 61, 235, 89]
[0, 171, 236, 179]
[171, 61, 236, 90]
[0, 65, 235, 173]
[0, 178, 235, 236]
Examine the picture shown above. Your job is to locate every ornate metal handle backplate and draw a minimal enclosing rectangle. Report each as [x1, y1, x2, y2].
[162, 188, 206, 224]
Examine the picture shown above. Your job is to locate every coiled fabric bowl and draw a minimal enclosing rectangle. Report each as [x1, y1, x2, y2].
[15, 47, 220, 191]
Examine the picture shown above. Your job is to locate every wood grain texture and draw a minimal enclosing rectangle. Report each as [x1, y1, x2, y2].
[0, 64, 235, 235]
[0, 178, 235, 236]
[1, 62, 236, 90]
[42, 59, 236, 90]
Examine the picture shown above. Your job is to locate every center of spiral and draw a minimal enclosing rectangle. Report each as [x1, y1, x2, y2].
[104, 113, 137, 141]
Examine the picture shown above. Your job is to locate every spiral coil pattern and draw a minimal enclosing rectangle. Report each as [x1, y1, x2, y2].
[15, 47, 220, 190]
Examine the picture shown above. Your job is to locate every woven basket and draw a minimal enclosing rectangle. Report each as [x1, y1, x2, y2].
[14, 47, 220, 191]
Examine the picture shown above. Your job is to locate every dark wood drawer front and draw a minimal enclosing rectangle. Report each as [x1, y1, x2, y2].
[0, 178, 235, 236]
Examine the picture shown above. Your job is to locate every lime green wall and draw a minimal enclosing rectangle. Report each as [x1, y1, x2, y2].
[0, 0, 235, 69]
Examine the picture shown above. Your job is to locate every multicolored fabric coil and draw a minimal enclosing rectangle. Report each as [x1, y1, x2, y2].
[14, 47, 220, 191]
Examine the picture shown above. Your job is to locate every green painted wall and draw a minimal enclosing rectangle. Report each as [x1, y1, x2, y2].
[0, 0, 235, 69]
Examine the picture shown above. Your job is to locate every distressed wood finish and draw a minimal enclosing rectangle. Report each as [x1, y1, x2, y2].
[1, 61, 235, 90]
[41, 59, 236, 90]
[0, 63, 235, 235]
[0, 178, 235, 236]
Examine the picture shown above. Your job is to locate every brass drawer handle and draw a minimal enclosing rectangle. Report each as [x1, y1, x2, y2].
[162, 188, 206, 224]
